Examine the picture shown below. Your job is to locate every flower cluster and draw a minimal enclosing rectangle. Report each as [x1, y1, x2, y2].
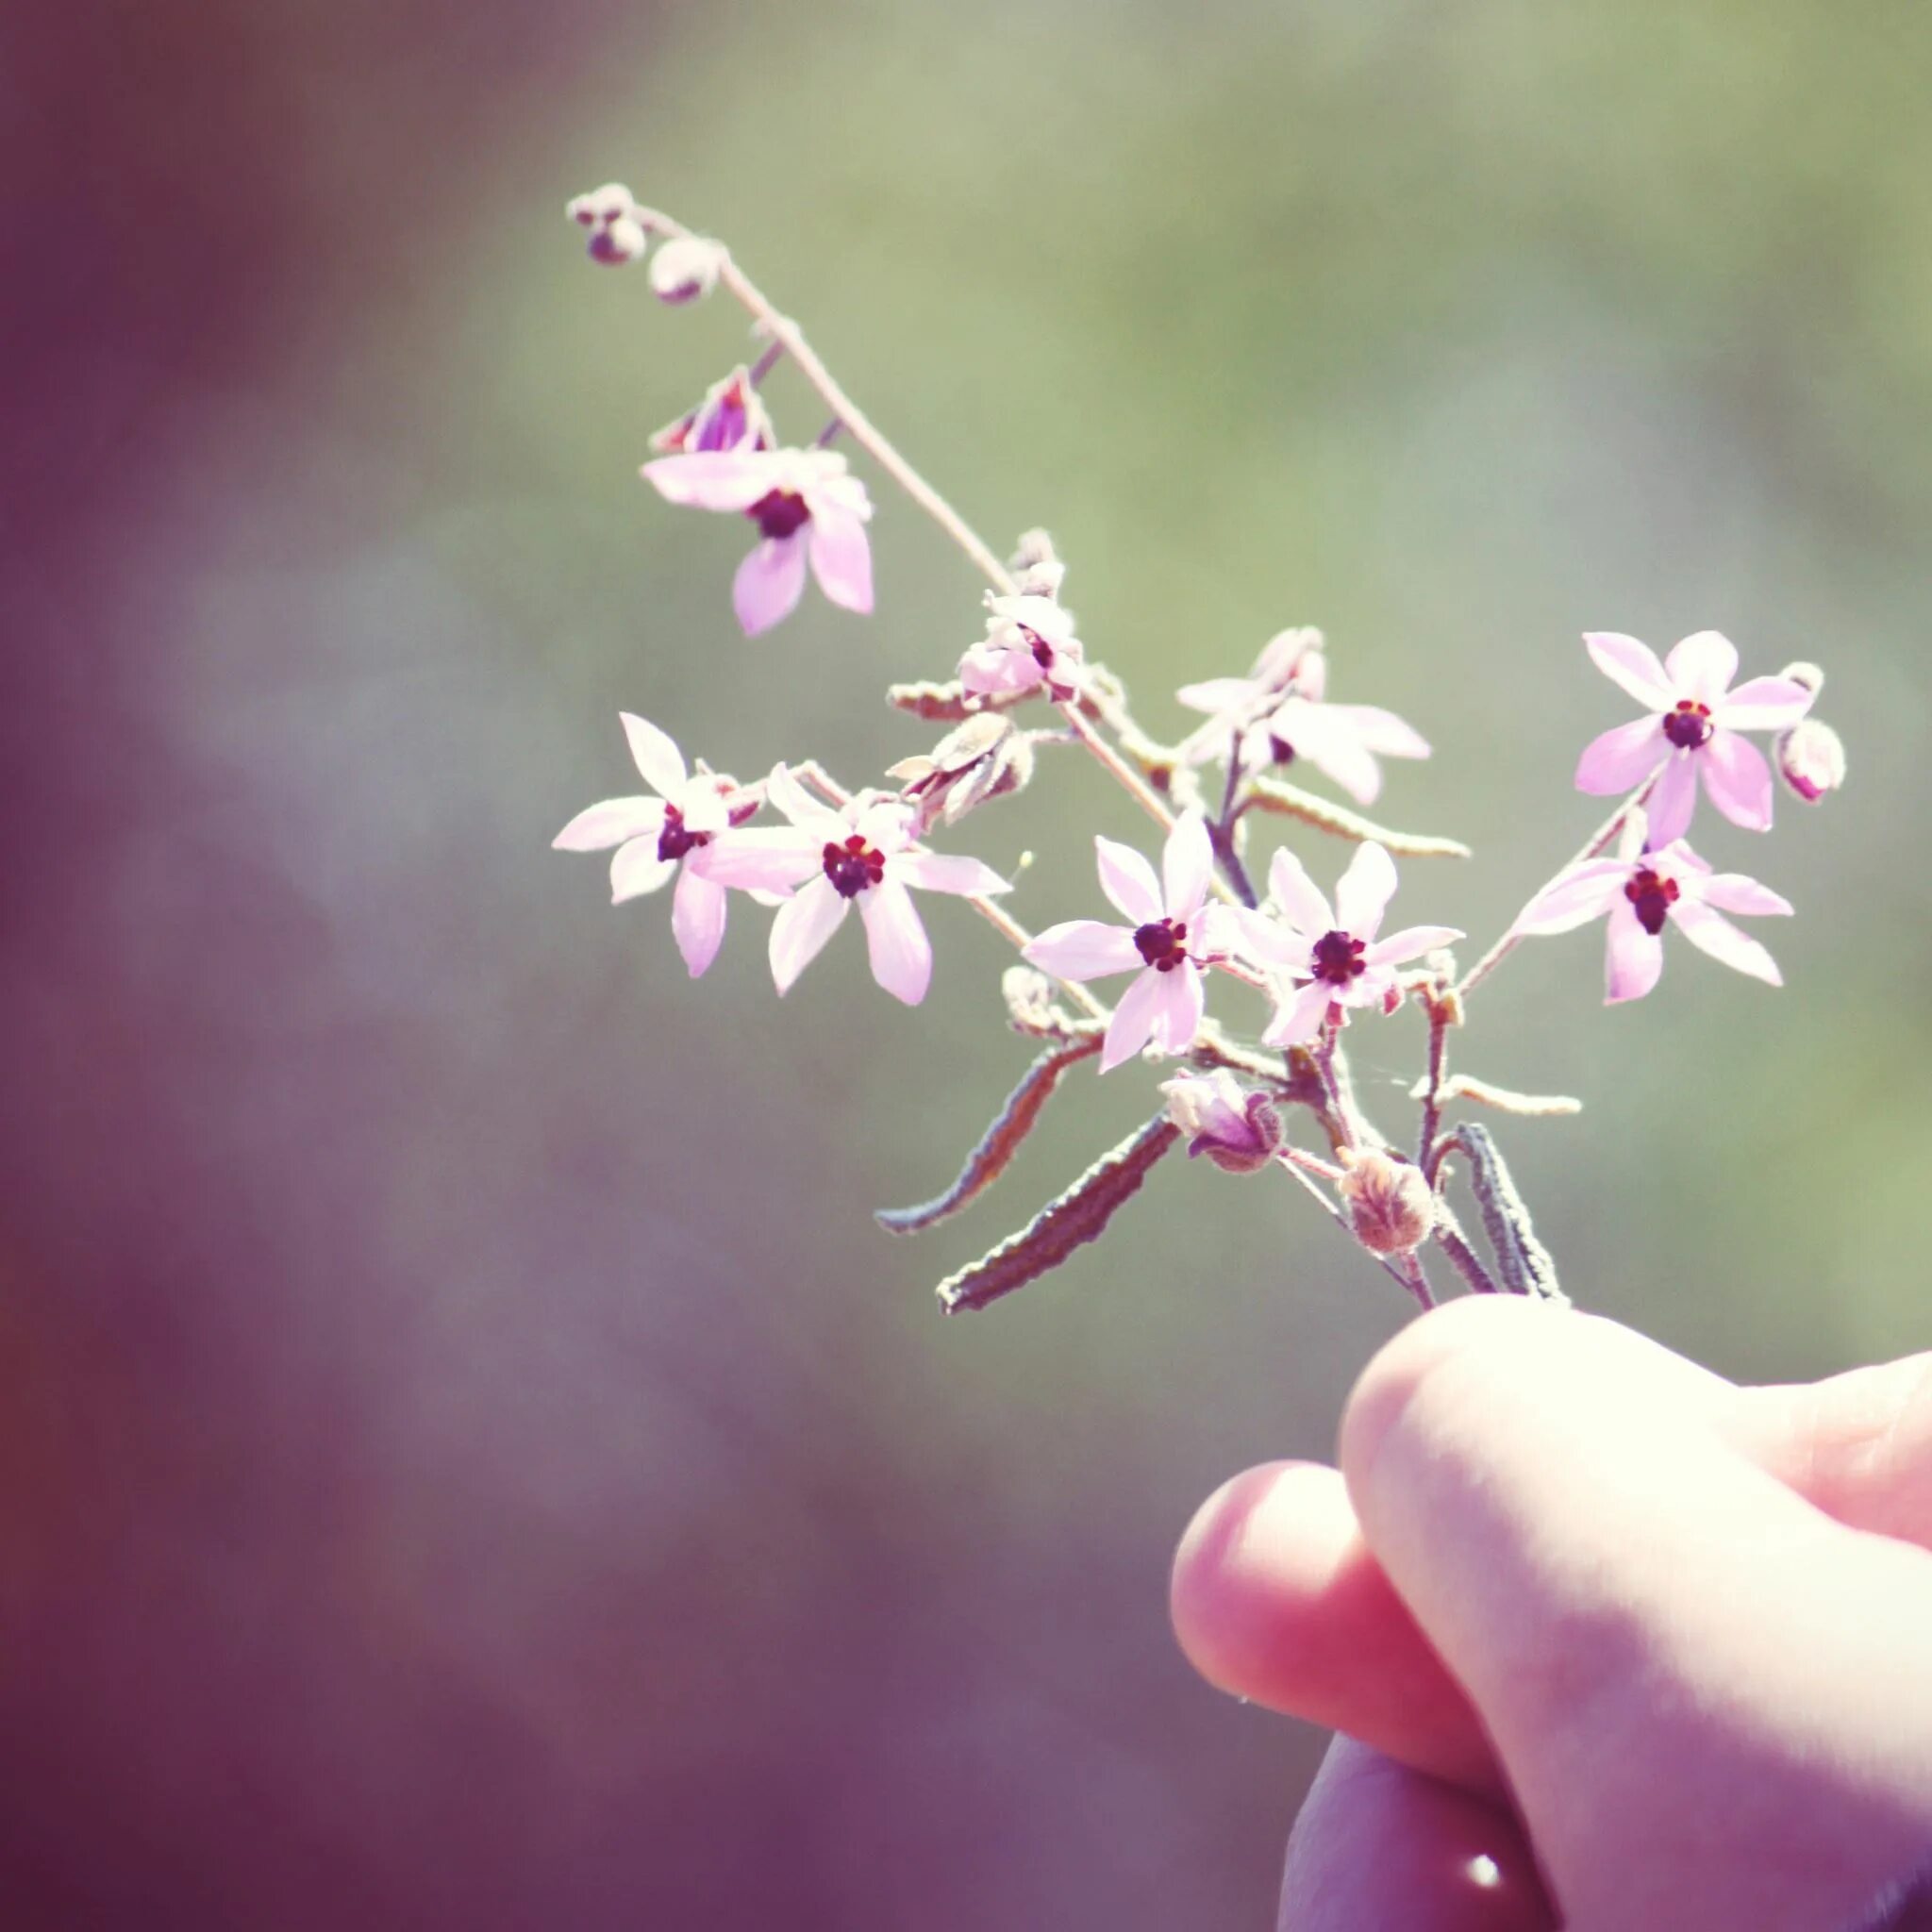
[550, 188, 1848, 1317]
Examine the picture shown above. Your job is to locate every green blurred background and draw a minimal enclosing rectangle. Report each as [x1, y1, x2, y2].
[5, 0, 1927, 1923]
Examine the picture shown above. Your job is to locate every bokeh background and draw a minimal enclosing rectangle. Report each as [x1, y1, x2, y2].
[6, 0, 1928, 1923]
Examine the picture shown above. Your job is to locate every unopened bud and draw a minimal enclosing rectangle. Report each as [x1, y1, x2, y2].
[1778, 660, 1825, 697]
[1161, 1071, 1283, 1174]
[1011, 528, 1059, 571]
[587, 216, 649, 266]
[1002, 965, 1074, 1037]
[894, 712, 1034, 831]
[567, 181, 637, 227]
[649, 235, 724, 304]
[1774, 717, 1846, 804]
[1338, 1149, 1434, 1255]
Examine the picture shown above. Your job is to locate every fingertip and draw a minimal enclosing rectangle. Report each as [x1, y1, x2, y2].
[1170, 1460, 1321, 1693]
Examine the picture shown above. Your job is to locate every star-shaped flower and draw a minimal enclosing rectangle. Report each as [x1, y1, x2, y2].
[1512, 829, 1791, 1004]
[1232, 842, 1461, 1047]
[552, 713, 738, 977]
[691, 768, 1008, 1005]
[1574, 631, 1814, 845]
[1022, 812, 1225, 1073]
[641, 447, 874, 637]
[958, 593, 1084, 701]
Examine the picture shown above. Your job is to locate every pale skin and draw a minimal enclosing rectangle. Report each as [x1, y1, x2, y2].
[1170, 1297, 1932, 1930]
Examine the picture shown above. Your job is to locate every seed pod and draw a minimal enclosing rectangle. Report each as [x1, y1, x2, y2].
[1338, 1149, 1434, 1256]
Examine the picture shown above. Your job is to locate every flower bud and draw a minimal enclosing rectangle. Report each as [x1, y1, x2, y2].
[891, 713, 1035, 832]
[649, 236, 724, 304]
[587, 216, 649, 266]
[1161, 1071, 1282, 1174]
[1778, 660, 1825, 697]
[567, 181, 637, 227]
[1002, 965, 1074, 1036]
[1009, 528, 1066, 600]
[1338, 1149, 1434, 1255]
[1774, 717, 1846, 804]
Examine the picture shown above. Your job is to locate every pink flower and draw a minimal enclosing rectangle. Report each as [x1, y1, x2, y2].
[648, 366, 775, 457]
[641, 447, 874, 637]
[1232, 842, 1461, 1047]
[553, 713, 738, 977]
[1178, 632, 1429, 807]
[1022, 812, 1225, 1073]
[1513, 834, 1791, 1005]
[1574, 631, 1814, 845]
[691, 767, 1008, 1005]
[1160, 1070, 1281, 1174]
[958, 593, 1084, 701]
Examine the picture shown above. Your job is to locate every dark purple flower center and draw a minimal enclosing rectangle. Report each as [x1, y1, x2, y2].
[1268, 734, 1297, 767]
[823, 833, 887, 899]
[1624, 866, 1680, 937]
[657, 804, 709, 864]
[1310, 928, 1367, 987]
[748, 490, 811, 541]
[1025, 627, 1056, 670]
[1133, 918, 1190, 973]
[1662, 699, 1713, 750]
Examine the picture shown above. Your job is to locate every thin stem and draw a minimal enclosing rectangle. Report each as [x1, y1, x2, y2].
[642, 213, 1016, 591]
[1274, 1154, 1423, 1306]
[1433, 1212, 1501, 1296]
[1208, 729, 1259, 907]
[1418, 996, 1453, 1176]
[1455, 774, 1657, 1001]
[747, 339, 787, 387]
[1058, 700, 1174, 835]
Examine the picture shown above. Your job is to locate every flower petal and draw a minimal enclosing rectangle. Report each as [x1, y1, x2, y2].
[1514, 859, 1627, 936]
[1645, 752, 1700, 846]
[1150, 961, 1207, 1055]
[1260, 977, 1335, 1048]
[1670, 898, 1782, 986]
[1584, 632, 1675, 711]
[1663, 630, 1739, 705]
[1335, 841, 1398, 941]
[1265, 848, 1335, 938]
[553, 796, 664, 852]
[1327, 704, 1430, 761]
[1364, 924, 1465, 969]
[1295, 715, 1385, 805]
[620, 713, 686, 795]
[1022, 920, 1143, 980]
[1094, 836, 1164, 925]
[1100, 968, 1166, 1072]
[734, 535, 810, 637]
[808, 508, 874, 615]
[641, 451, 774, 512]
[1604, 901, 1665, 1004]
[764, 763, 844, 834]
[691, 828, 820, 892]
[1574, 717, 1667, 795]
[1699, 729, 1774, 832]
[1227, 906, 1314, 972]
[1162, 811, 1214, 921]
[769, 875, 848, 993]
[1713, 676, 1815, 733]
[1174, 675, 1261, 720]
[672, 866, 728, 977]
[1696, 872, 1793, 919]
[858, 878, 933, 1005]
[610, 838, 676, 903]
[894, 851, 1009, 897]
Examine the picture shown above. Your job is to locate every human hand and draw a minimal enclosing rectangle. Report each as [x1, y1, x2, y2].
[1171, 1298, 1932, 1929]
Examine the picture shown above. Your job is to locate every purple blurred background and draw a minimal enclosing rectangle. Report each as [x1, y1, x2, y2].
[7, 0, 1929, 1923]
